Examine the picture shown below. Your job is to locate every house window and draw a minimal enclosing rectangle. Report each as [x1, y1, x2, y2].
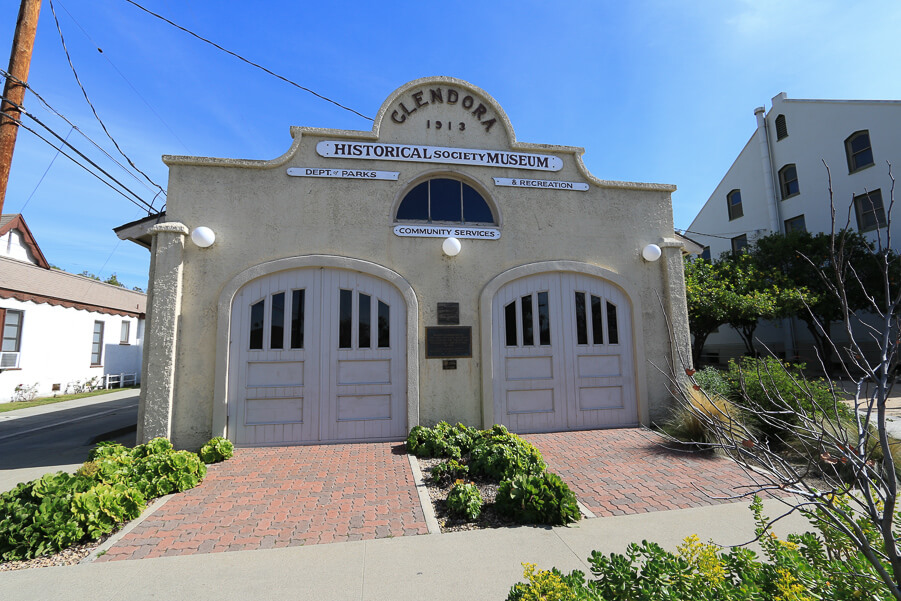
[845, 130, 874, 173]
[775, 114, 788, 140]
[396, 178, 495, 224]
[731, 234, 748, 253]
[701, 246, 711, 260]
[120, 321, 130, 345]
[784, 214, 806, 233]
[1, 309, 23, 368]
[727, 189, 743, 220]
[854, 189, 886, 232]
[779, 164, 800, 199]
[91, 321, 104, 366]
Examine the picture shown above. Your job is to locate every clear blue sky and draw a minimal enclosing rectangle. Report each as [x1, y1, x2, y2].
[2, 0, 900, 290]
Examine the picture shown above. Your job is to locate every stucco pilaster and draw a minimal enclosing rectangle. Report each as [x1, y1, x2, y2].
[659, 238, 693, 375]
[137, 222, 188, 443]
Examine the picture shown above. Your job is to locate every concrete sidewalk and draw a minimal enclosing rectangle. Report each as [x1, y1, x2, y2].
[0, 496, 810, 601]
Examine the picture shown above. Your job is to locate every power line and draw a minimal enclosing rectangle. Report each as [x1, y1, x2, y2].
[1, 92, 156, 211]
[1, 67, 165, 199]
[56, 1, 192, 154]
[17, 125, 73, 213]
[122, 0, 374, 122]
[1, 108, 155, 213]
[48, 0, 166, 209]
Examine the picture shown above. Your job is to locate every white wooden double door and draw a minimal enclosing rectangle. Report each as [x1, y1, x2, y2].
[492, 273, 637, 433]
[229, 268, 406, 445]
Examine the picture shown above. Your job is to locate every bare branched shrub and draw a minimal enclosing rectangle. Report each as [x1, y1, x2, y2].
[665, 163, 901, 599]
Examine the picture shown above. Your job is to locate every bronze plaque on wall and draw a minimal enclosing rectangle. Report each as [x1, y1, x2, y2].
[437, 302, 460, 325]
[426, 326, 472, 358]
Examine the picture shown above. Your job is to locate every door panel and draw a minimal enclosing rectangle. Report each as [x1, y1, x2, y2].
[229, 268, 405, 445]
[493, 272, 637, 433]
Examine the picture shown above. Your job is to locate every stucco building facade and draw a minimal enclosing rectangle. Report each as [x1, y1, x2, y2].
[118, 77, 691, 449]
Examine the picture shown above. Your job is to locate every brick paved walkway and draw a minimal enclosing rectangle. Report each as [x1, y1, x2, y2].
[525, 429, 766, 517]
[96, 442, 427, 562]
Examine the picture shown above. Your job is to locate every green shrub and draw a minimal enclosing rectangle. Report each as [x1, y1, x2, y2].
[495, 472, 580, 526]
[507, 563, 594, 601]
[724, 357, 847, 441]
[0, 437, 206, 562]
[406, 422, 480, 459]
[469, 425, 546, 480]
[693, 366, 731, 398]
[431, 459, 468, 486]
[506, 496, 897, 600]
[199, 436, 234, 464]
[446, 482, 482, 520]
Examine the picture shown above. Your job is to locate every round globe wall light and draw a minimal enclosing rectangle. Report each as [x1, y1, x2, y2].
[442, 237, 462, 257]
[641, 243, 662, 262]
[191, 227, 216, 248]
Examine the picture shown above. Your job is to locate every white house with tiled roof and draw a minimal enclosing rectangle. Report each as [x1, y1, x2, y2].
[0, 214, 146, 402]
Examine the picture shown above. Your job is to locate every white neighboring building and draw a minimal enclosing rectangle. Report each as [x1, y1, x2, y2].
[686, 93, 901, 364]
[0, 214, 146, 402]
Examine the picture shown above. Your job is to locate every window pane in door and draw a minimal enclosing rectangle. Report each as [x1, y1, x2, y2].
[504, 301, 517, 346]
[271, 292, 285, 350]
[606, 302, 619, 344]
[359, 293, 371, 349]
[590, 295, 604, 345]
[575, 292, 588, 345]
[521, 294, 534, 346]
[250, 300, 264, 349]
[339, 289, 352, 348]
[378, 300, 390, 348]
[290, 290, 305, 348]
[537, 291, 550, 346]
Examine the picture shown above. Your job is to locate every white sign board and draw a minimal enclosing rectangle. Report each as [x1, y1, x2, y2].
[393, 225, 501, 240]
[287, 167, 399, 180]
[317, 141, 563, 172]
[493, 177, 589, 191]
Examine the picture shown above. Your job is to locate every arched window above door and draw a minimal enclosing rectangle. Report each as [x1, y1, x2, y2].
[396, 178, 496, 224]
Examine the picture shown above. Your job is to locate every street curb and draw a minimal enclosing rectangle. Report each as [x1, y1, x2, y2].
[407, 454, 441, 535]
[577, 501, 597, 519]
[80, 493, 175, 564]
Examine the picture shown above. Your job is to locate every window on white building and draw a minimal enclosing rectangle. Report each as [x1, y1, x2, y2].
[731, 234, 748, 253]
[784, 214, 806, 233]
[91, 321, 105, 366]
[396, 178, 495, 224]
[845, 130, 874, 173]
[775, 114, 788, 140]
[120, 320, 130, 345]
[779, 164, 800, 199]
[727, 189, 743, 221]
[700, 246, 711, 260]
[1, 308, 23, 369]
[854, 189, 886, 232]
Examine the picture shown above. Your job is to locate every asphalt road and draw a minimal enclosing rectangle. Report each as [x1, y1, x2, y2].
[0, 391, 139, 492]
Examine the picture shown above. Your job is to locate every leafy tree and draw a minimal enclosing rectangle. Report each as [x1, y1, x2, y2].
[684, 254, 809, 364]
[684, 257, 732, 365]
[716, 251, 809, 357]
[752, 229, 887, 371]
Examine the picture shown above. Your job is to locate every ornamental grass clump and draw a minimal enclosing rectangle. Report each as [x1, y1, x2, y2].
[662, 385, 749, 448]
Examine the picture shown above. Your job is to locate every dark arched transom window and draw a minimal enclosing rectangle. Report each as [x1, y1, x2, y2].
[396, 178, 495, 224]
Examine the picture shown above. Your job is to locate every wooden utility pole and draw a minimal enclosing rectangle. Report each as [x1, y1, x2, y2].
[0, 0, 42, 214]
